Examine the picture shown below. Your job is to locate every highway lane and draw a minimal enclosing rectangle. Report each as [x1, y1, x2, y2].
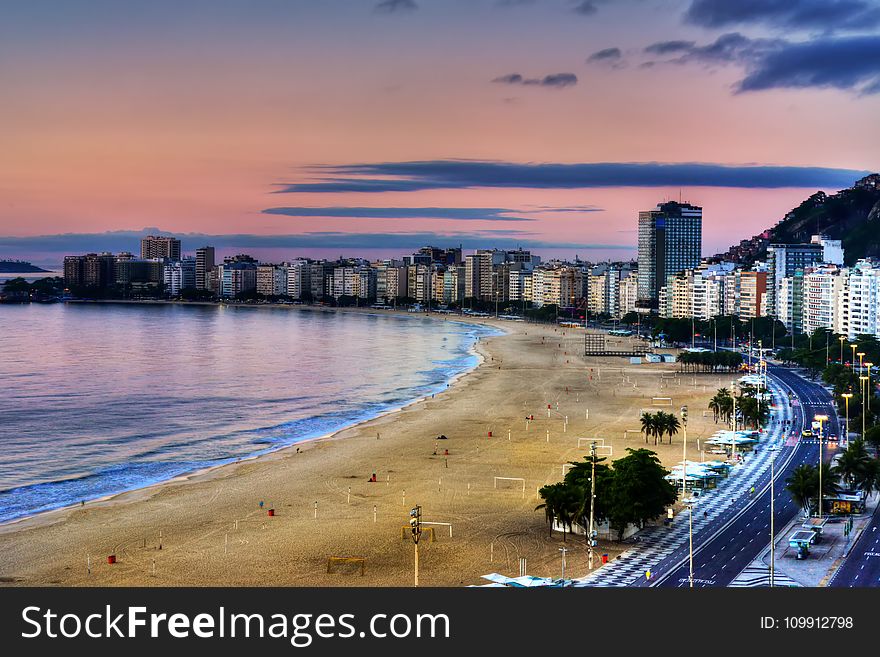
[643, 365, 839, 588]
[829, 503, 880, 587]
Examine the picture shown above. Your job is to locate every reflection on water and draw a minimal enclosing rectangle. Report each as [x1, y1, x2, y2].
[0, 304, 498, 522]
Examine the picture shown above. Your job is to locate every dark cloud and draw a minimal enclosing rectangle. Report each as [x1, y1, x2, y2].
[645, 31, 880, 95]
[587, 47, 622, 63]
[492, 72, 578, 87]
[261, 207, 538, 222]
[276, 160, 870, 194]
[0, 228, 630, 261]
[736, 35, 880, 94]
[644, 40, 697, 55]
[374, 0, 417, 13]
[572, 1, 599, 15]
[685, 0, 880, 32]
[676, 32, 783, 65]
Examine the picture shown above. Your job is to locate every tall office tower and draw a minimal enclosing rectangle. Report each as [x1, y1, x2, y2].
[140, 235, 181, 261]
[766, 243, 823, 318]
[195, 246, 215, 290]
[464, 251, 493, 300]
[636, 201, 702, 310]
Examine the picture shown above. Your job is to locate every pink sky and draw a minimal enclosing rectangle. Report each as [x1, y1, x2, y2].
[1, 1, 877, 265]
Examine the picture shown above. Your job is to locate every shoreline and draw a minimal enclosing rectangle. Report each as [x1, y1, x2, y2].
[0, 316, 727, 587]
[0, 308, 504, 533]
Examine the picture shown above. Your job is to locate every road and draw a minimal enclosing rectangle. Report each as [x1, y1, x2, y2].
[829, 504, 880, 587]
[636, 365, 839, 588]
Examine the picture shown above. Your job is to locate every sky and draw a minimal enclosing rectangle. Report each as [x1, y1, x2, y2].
[1, 0, 879, 267]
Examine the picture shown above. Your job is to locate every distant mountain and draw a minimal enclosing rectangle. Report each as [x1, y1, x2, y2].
[714, 173, 880, 266]
[0, 259, 51, 273]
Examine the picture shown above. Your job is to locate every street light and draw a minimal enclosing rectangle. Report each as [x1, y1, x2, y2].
[814, 414, 828, 519]
[683, 496, 695, 588]
[839, 335, 845, 363]
[842, 392, 853, 444]
[588, 441, 598, 571]
[865, 363, 873, 412]
[559, 546, 568, 586]
[860, 376, 869, 437]
[851, 344, 858, 369]
[409, 505, 422, 587]
[769, 446, 780, 587]
[681, 405, 689, 499]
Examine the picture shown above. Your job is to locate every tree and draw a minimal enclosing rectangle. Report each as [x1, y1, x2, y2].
[657, 411, 680, 445]
[834, 439, 870, 489]
[606, 448, 677, 540]
[536, 483, 582, 541]
[564, 455, 614, 537]
[786, 464, 816, 516]
[865, 425, 880, 451]
[640, 411, 658, 445]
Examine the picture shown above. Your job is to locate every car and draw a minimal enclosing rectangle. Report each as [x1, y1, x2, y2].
[801, 429, 814, 438]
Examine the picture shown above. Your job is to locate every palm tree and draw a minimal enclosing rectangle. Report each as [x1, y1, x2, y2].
[640, 411, 657, 445]
[660, 411, 681, 444]
[857, 458, 880, 499]
[708, 394, 722, 423]
[834, 439, 870, 489]
[787, 464, 816, 516]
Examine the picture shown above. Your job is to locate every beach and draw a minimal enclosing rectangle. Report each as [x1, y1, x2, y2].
[0, 313, 733, 586]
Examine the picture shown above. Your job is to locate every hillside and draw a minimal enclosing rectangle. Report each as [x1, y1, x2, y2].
[0, 259, 50, 273]
[715, 173, 880, 266]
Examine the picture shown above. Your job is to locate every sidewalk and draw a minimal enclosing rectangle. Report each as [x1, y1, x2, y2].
[730, 494, 879, 587]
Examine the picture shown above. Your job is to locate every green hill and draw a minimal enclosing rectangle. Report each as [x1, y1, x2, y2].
[716, 174, 880, 266]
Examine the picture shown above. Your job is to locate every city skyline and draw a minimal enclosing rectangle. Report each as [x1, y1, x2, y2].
[2, 1, 879, 266]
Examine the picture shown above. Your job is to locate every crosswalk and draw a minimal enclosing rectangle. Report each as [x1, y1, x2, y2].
[729, 565, 800, 587]
[575, 384, 792, 588]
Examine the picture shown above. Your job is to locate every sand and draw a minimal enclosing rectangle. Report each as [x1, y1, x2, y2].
[0, 313, 736, 587]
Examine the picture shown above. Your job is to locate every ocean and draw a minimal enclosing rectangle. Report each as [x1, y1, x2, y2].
[0, 303, 500, 523]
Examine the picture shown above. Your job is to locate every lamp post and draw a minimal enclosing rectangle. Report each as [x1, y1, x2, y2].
[842, 392, 853, 444]
[860, 376, 869, 437]
[588, 441, 597, 570]
[814, 414, 828, 519]
[559, 546, 568, 585]
[865, 363, 873, 412]
[851, 344, 857, 369]
[683, 496, 695, 588]
[731, 381, 738, 461]
[681, 405, 689, 497]
[409, 505, 422, 587]
[839, 335, 845, 364]
[769, 446, 779, 587]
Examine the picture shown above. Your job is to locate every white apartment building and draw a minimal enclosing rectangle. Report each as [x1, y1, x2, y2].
[257, 264, 288, 297]
[802, 264, 846, 335]
[286, 260, 311, 299]
[845, 260, 880, 339]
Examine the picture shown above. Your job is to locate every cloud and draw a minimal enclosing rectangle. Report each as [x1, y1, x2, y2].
[275, 160, 870, 194]
[684, 0, 880, 32]
[0, 228, 631, 260]
[572, 1, 599, 15]
[735, 35, 880, 94]
[492, 72, 578, 87]
[644, 40, 697, 55]
[676, 32, 783, 65]
[646, 32, 880, 95]
[261, 207, 540, 222]
[374, 0, 417, 13]
[587, 47, 622, 63]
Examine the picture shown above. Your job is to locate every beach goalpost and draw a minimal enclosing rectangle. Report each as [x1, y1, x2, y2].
[624, 429, 642, 440]
[652, 397, 673, 406]
[422, 521, 453, 538]
[494, 476, 526, 498]
[400, 526, 436, 542]
[577, 437, 606, 447]
[595, 445, 613, 457]
[327, 556, 366, 576]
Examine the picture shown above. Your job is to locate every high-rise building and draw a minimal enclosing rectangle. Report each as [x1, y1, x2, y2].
[63, 252, 116, 289]
[637, 201, 702, 309]
[164, 257, 196, 295]
[845, 260, 880, 339]
[766, 243, 823, 318]
[218, 261, 257, 298]
[802, 264, 845, 335]
[735, 270, 767, 319]
[195, 246, 215, 290]
[140, 235, 181, 261]
[257, 264, 288, 297]
[464, 251, 493, 300]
